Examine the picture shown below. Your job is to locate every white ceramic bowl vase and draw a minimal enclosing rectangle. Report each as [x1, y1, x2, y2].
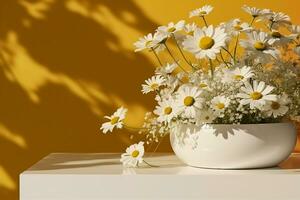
[170, 123, 297, 169]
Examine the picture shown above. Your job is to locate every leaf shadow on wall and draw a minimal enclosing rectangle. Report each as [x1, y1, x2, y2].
[0, 0, 171, 199]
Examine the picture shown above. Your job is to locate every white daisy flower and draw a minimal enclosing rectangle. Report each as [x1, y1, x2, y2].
[182, 25, 227, 59]
[269, 30, 296, 46]
[120, 142, 144, 167]
[223, 66, 254, 83]
[166, 76, 181, 92]
[211, 96, 230, 114]
[157, 20, 185, 38]
[142, 75, 165, 94]
[232, 66, 254, 81]
[154, 99, 178, 123]
[134, 32, 166, 52]
[155, 87, 176, 102]
[237, 81, 277, 109]
[155, 63, 179, 92]
[222, 19, 252, 36]
[190, 75, 211, 90]
[267, 12, 291, 28]
[155, 63, 177, 76]
[100, 107, 128, 133]
[242, 5, 271, 18]
[184, 23, 198, 36]
[242, 5, 261, 17]
[240, 31, 279, 58]
[177, 85, 203, 118]
[195, 109, 216, 125]
[189, 5, 213, 18]
[263, 94, 289, 118]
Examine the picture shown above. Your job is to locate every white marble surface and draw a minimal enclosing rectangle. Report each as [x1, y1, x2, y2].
[20, 153, 300, 200]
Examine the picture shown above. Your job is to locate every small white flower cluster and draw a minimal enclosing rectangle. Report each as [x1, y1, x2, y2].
[138, 112, 169, 144]
[100, 5, 300, 167]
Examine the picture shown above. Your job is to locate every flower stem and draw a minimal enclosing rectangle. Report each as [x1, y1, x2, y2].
[209, 59, 214, 79]
[163, 43, 188, 73]
[155, 90, 162, 99]
[233, 34, 239, 63]
[201, 16, 208, 27]
[215, 57, 221, 64]
[143, 160, 159, 167]
[149, 136, 164, 156]
[151, 47, 163, 66]
[269, 21, 275, 31]
[171, 33, 196, 70]
[220, 51, 229, 67]
[250, 17, 256, 26]
[221, 47, 234, 61]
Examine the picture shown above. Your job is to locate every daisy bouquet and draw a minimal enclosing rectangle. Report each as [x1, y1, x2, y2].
[101, 5, 300, 167]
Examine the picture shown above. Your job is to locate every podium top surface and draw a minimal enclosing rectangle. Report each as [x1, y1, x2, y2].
[22, 153, 300, 175]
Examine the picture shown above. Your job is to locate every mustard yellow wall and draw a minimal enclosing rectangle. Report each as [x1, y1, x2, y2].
[0, 0, 299, 199]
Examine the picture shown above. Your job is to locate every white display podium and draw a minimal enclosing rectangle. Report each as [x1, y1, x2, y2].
[20, 153, 300, 200]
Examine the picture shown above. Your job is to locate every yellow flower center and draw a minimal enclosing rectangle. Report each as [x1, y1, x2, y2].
[150, 83, 159, 90]
[216, 103, 225, 109]
[250, 92, 263, 100]
[254, 41, 266, 51]
[199, 83, 207, 88]
[199, 36, 215, 49]
[110, 117, 120, 125]
[205, 116, 210, 120]
[234, 75, 244, 80]
[187, 31, 194, 36]
[234, 25, 243, 31]
[184, 96, 195, 106]
[131, 150, 139, 158]
[271, 101, 280, 110]
[168, 27, 176, 33]
[164, 107, 173, 115]
[271, 31, 282, 38]
[199, 11, 207, 15]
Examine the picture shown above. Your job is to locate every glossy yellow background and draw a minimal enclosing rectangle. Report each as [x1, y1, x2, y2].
[0, 0, 299, 199]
